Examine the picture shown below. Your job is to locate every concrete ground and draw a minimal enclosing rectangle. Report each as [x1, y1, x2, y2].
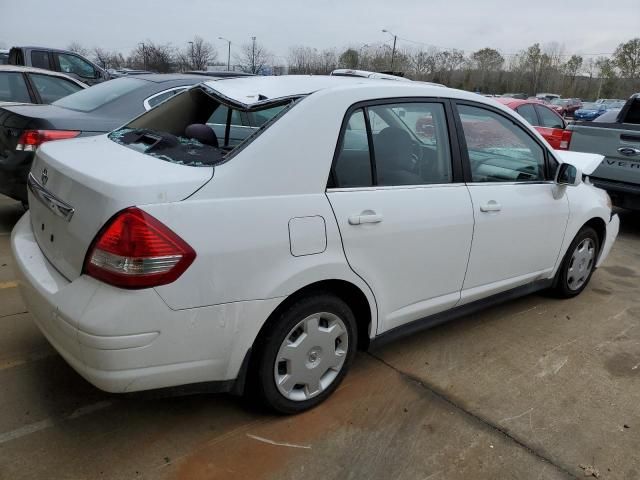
[0, 193, 639, 480]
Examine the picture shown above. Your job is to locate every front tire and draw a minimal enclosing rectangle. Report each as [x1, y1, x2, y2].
[253, 293, 357, 414]
[553, 227, 599, 298]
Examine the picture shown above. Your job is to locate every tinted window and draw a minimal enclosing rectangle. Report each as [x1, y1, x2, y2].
[248, 105, 286, 127]
[146, 88, 187, 109]
[516, 104, 538, 126]
[56, 53, 96, 79]
[208, 105, 243, 125]
[29, 73, 83, 103]
[369, 102, 452, 186]
[536, 105, 564, 128]
[333, 109, 373, 187]
[53, 77, 146, 111]
[458, 104, 545, 182]
[30, 50, 50, 69]
[0, 72, 31, 103]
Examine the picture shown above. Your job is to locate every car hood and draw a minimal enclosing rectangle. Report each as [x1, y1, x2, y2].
[554, 150, 603, 175]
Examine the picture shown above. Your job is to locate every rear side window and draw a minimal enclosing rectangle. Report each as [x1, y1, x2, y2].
[623, 98, 640, 124]
[458, 104, 546, 182]
[0, 72, 31, 103]
[333, 109, 373, 187]
[30, 50, 50, 69]
[29, 73, 83, 103]
[515, 104, 538, 126]
[333, 102, 452, 187]
[536, 105, 564, 129]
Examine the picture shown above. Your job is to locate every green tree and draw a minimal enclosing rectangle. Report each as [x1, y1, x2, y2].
[613, 38, 640, 79]
[338, 48, 359, 69]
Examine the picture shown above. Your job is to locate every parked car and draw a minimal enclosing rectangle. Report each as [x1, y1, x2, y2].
[0, 65, 87, 105]
[8, 46, 110, 85]
[11, 76, 618, 413]
[549, 98, 582, 117]
[595, 98, 624, 104]
[494, 98, 571, 149]
[0, 49, 9, 65]
[574, 102, 608, 121]
[0, 73, 238, 203]
[330, 69, 413, 82]
[501, 93, 527, 100]
[566, 93, 640, 210]
[536, 93, 561, 102]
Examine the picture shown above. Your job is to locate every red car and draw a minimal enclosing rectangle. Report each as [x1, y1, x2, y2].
[494, 98, 571, 150]
[549, 98, 582, 117]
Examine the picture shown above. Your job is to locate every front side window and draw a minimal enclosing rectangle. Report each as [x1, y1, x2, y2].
[536, 105, 564, 129]
[0, 72, 31, 103]
[458, 104, 546, 183]
[56, 53, 96, 79]
[31, 50, 50, 69]
[29, 73, 83, 103]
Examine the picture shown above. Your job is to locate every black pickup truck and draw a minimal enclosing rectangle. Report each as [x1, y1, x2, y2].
[566, 93, 640, 210]
[8, 47, 110, 85]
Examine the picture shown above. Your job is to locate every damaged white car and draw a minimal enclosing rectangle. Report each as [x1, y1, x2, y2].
[12, 76, 619, 413]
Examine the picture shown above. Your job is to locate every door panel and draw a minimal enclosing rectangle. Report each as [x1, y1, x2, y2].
[462, 183, 568, 302]
[328, 186, 473, 332]
[456, 102, 569, 302]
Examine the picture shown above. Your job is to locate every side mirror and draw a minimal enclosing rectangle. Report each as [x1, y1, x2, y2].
[555, 163, 582, 186]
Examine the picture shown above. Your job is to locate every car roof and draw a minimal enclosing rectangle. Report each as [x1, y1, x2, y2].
[0, 65, 88, 86]
[202, 75, 481, 107]
[493, 97, 545, 108]
[10, 46, 86, 54]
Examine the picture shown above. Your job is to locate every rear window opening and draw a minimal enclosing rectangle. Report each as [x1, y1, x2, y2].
[109, 86, 297, 166]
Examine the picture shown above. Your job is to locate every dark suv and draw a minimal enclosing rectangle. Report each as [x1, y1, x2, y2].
[8, 47, 110, 85]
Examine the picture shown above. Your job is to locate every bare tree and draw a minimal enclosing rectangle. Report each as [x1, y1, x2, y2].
[130, 42, 174, 72]
[67, 41, 89, 57]
[93, 48, 125, 70]
[236, 38, 272, 74]
[179, 36, 217, 71]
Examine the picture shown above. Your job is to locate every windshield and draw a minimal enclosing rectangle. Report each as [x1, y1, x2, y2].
[53, 77, 146, 111]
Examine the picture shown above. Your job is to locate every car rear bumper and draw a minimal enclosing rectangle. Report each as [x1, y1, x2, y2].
[11, 212, 283, 393]
[596, 213, 619, 268]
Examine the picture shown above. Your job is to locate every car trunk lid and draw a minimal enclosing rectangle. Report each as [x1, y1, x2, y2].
[28, 134, 212, 281]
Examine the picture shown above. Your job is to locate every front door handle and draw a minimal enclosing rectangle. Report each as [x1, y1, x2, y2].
[480, 201, 502, 213]
[618, 147, 640, 157]
[348, 212, 383, 225]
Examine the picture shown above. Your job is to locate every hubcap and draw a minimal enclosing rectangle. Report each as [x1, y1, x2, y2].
[274, 312, 349, 402]
[567, 238, 595, 291]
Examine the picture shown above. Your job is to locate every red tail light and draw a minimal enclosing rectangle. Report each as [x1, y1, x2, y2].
[558, 130, 573, 150]
[84, 207, 196, 289]
[16, 129, 80, 151]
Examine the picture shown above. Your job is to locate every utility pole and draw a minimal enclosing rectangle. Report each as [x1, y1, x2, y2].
[382, 29, 397, 72]
[188, 41, 194, 69]
[218, 37, 231, 71]
[251, 36, 257, 74]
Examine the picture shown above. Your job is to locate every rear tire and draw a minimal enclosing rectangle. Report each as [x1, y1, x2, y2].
[252, 293, 357, 414]
[553, 227, 599, 298]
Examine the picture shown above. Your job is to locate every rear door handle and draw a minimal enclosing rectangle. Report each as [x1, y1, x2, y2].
[348, 212, 383, 225]
[480, 201, 502, 213]
[618, 147, 640, 157]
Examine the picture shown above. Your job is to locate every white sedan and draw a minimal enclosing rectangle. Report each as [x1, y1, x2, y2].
[11, 76, 619, 413]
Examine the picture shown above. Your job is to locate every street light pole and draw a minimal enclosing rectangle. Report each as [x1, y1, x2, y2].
[382, 29, 397, 71]
[139, 42, 147, 70]
[218, 37, 231, 71]
[188, 41, 194, 70]
[251, 36, 256, 74]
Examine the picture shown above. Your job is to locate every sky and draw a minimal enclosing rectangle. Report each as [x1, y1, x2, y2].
[1, 0, 639, 63]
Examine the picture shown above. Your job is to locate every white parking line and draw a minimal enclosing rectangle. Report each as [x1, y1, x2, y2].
[0, 400, 112, 445]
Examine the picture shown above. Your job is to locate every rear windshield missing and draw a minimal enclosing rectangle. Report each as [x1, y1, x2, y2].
[53, 77, 146, 112]
[108, 86, 296, 167]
